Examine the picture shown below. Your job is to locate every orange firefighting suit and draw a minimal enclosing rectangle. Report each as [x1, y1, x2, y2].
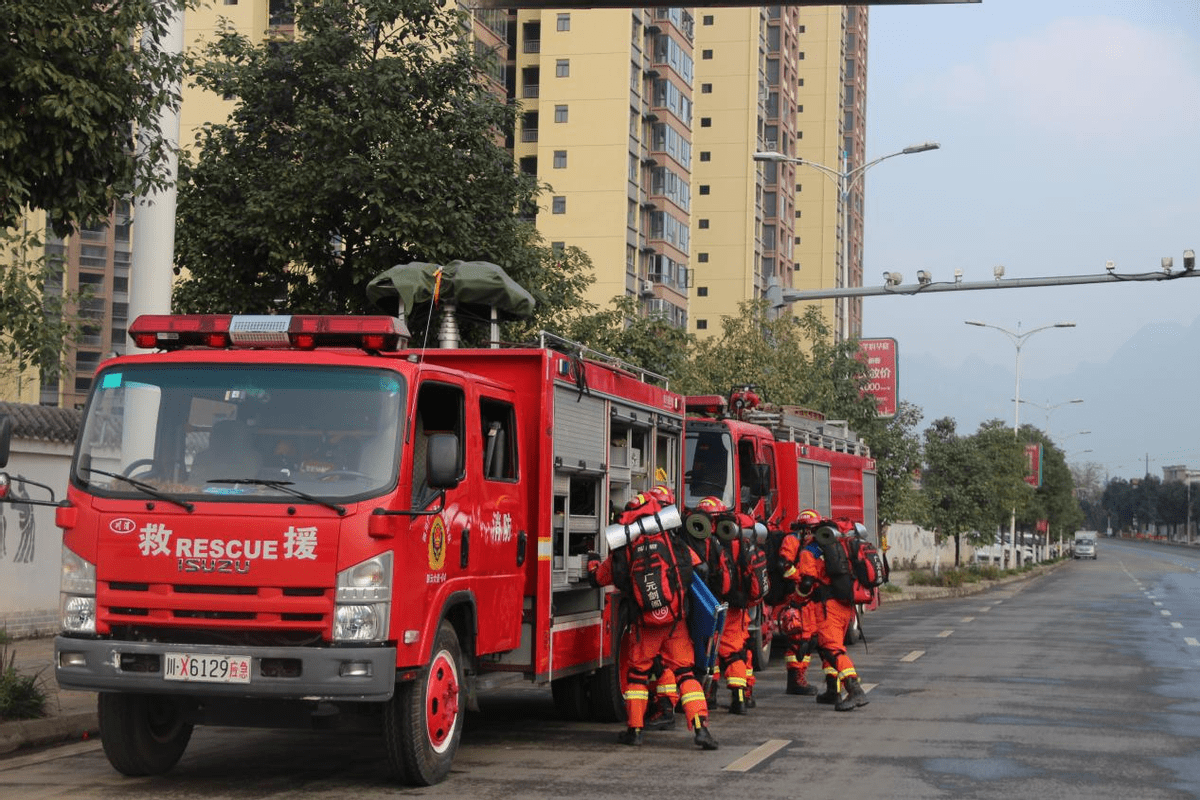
[797, 541, 859, 686]
[717, 536, 754, 696]
[593, 539, 710, 731]
[776, 530, 818, 681]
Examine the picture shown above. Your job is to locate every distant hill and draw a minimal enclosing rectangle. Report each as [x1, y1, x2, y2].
[895, 315, 1200, 480]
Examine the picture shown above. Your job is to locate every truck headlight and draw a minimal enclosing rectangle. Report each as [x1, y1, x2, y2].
[334, 552, 392, 642]
[60, 546, 96, 633]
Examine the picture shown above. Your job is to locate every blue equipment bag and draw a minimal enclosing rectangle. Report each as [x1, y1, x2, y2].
[687, 575, 728, 673]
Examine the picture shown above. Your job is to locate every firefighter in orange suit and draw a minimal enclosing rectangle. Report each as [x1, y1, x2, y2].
[777, 509, 821, 695]
[797, 521, 869, 711]
[588, 488, 719, 749]
[681, 495, 732, 712]
[692, 498, 754, 714]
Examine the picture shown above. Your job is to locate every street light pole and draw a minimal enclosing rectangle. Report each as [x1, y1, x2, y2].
[965, 320, 1077, 566]
[753, 141, 939, 341]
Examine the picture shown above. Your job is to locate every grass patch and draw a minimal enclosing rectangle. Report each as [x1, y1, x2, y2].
[0, 631, 48, 722]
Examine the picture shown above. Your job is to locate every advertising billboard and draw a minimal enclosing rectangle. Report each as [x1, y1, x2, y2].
[858, 338, 898, 418]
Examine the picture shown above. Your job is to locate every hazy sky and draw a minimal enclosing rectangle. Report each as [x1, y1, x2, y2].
[861, 0, 1200, 479]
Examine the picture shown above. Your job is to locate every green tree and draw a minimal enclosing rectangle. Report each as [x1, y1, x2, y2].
[677, 302, 877, 434]
[1, 0, 191, 235]
[0, 229, 87, 389]
[920, 417, 1026, 566]
[173, 0, 546, 317]
[867, 400, 925, 527]
[561, 295, 695, 384]
[1018, 429, 1084, 553]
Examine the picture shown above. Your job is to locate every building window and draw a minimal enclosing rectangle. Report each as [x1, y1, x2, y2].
[701, 83, 712, 94]
[556, 59, 569, 77]
[557, 13, 570, 31]
[555, 105, 569, 123]
[697, 287, 708, 297]
[699, 185, 710, 195]
[798, 24, 806, 33]
[699, 151, 711, 162]
[798, 78, 804, 87]
[703, 14, 713, 25]
[552, 196, 566, 214]
[696, 319, 708, 330]
[552, 241, 565, 252]
[702, 49, 713, 59]
[698, 253, 709, 263]
[698, 219, 709, 229]
[700, 117, 711, 128]
[553, 150, 567, 168]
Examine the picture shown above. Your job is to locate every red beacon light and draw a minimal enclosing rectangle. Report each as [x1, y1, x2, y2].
[685, 394, 728, 417]
[128, 315, 409, 352]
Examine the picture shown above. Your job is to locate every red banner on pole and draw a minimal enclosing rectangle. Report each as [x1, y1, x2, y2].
[857, 338, 898, 418]
[1024, 443, 1043, 487]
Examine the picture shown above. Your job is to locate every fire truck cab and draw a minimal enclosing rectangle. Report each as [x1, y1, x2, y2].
[30, 314, 684, 785]
[683, 390, 878, 665]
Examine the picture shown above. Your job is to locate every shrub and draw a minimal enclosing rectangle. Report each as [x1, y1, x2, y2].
[0, 632, 48, 722]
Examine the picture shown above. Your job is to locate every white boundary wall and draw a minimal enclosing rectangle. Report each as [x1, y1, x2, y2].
[0, 437, 71, 637]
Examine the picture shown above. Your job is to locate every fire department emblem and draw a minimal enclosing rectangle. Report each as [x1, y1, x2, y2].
[427, 517, 447, 571]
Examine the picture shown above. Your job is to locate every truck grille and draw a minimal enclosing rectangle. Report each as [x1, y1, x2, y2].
[99, 580, 332, 636]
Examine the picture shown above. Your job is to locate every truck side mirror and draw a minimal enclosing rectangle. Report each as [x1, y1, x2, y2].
[426, 432, 462, 490]
[0, 415, 11, 469]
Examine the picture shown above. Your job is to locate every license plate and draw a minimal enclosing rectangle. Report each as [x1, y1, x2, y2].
[164, 653, 252, 684]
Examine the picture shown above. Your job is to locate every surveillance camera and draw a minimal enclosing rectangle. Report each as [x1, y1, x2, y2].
[916, 270, 932, 285]
[953, 268, 963, 283]
[1185, 250, 1196, 272]
[1162, 256, 1174, 272]
[1105, 260, 1115, 272]
[993, 265, 1005, 279]
[883, 271, 903, 287]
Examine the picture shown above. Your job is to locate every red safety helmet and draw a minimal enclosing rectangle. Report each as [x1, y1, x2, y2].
[778, 606, 804, 636]
[648, 485, 675, 507]
[618, 491, 662, 526]
[697, 496, 728, 514]
[797, 508, 821, 527]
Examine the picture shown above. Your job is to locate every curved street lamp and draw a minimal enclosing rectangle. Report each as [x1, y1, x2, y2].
[964, 320, 1077, 566]
[753, 141, 940, 340]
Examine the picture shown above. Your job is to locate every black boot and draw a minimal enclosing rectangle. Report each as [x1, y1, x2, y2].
[835, 676, 869, 712]
[617, 726, 643, 746]
[693, 720, 719, 750]
[745, 687, 756, 709]
[787, 669, 819, 696]
[728, 687, 746, 715]
[815, 674, 840, 705]
[644, 696, 676, 731]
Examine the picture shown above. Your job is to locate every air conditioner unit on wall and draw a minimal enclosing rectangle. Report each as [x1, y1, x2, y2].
[640, 280, 655, 295]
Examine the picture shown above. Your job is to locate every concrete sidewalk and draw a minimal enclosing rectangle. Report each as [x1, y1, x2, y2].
[0, 563, 1063, 757]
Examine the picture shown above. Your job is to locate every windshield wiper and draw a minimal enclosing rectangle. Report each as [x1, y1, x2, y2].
[207, 478, 347, 516]
[79, 466, 195, 512]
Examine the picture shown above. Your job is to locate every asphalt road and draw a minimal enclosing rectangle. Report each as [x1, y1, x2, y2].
[3, 538, 1199, 799]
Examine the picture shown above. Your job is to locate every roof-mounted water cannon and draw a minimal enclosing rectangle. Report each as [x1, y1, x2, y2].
[729, 386, 762, 419]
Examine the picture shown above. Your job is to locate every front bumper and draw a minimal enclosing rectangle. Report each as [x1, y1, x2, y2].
[55, 636, 398, 702]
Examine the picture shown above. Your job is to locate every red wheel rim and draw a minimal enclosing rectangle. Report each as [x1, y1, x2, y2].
[426, 649, 459, 753]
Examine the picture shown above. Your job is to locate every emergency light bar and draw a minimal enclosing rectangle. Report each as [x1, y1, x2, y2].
[129, 314, 409, 352]
[685, 395, 728, 416]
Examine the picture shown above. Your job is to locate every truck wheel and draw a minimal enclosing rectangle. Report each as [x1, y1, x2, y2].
[98, 692, 193, 776]
[552, 674, 590, 720]
[587, 603, 629, 723]
[383, 620, 463, 786]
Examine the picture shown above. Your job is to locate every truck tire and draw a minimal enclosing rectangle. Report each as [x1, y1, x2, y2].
[551, 674, 590, 721]
[384, 620, 464, 786]
[98, 692, 193, 776]
[587, 603, 629, 723]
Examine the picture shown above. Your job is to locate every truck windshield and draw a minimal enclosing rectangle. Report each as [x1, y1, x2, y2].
[74, 364, 405, 503]
[684, 428, 735, 510]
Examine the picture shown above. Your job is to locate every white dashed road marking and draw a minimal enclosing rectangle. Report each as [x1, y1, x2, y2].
[1161, 610, 1172, 617]
[1186, 638, 1199, 647]
[938, 630, 953, 638]
[723, 739, 791, 772]
[900, 650, 925, 662]
[960, 617, 975, 623]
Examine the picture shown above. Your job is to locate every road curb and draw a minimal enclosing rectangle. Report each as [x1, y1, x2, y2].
[0, 711, 98, 756]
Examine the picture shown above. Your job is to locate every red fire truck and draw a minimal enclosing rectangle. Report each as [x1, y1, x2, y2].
[682, 389, 878, 664]
[16, 314, 687, 785]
